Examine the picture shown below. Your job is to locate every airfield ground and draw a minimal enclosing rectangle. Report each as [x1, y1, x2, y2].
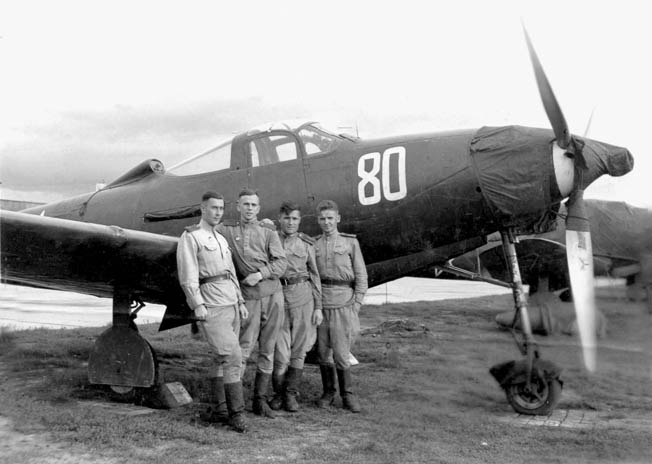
[1, 286, 652, 463]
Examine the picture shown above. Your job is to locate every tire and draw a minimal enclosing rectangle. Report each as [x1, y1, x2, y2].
[506, 374, 562, 415]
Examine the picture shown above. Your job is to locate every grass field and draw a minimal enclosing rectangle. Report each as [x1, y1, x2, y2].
[1, 291, 652, 463]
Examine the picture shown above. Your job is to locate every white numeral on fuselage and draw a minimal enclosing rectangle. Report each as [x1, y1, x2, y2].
[358, 147, 407, 205]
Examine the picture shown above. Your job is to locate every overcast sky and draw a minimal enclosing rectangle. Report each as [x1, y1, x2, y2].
[1, 1, 650, 207]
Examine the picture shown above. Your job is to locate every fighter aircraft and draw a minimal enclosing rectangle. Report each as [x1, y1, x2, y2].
[0, 29, 634, 415]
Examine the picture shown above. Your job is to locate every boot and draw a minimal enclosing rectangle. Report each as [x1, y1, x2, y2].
[252, 371, 276, 418]
[337, 368, 361, 413]
[201, 376, 229, 423]
[268, 372, 285, 411]
[284, 366, 302, 412]
[224, 381, 247, 433]
[316, 364, 336, 408]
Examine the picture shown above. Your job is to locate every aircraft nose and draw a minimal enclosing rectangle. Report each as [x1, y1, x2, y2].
[580, 138, 634, 189]
[606, 145, 634, 177]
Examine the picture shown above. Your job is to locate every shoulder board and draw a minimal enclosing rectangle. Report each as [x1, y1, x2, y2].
[221, 219, 239, 227]
[259, 221, 277, 231]
[339, 232, 357, 238]
[298, 232, 315, 245]
[184, 224, 201, 232]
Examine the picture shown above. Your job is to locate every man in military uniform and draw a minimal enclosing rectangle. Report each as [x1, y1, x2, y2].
[217, 188, 287, 418]
[176, 191, 249, 433]
[314, 199, 368, 413]
[269, 201, 323, 412]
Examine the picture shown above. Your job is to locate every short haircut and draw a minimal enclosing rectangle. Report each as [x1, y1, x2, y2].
[202, 191, 224, 202]
[316, 199, 339, 213]
[238, 187, 258, 198]
[279, 200, 301, 216]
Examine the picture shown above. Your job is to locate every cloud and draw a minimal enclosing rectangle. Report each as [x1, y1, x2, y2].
[0, 97, 312, 199]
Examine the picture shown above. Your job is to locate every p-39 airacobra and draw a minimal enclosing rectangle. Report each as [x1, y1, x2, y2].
[0, 30, 634, 415]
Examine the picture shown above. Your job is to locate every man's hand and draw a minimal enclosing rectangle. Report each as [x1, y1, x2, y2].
[239, 302, 249, 320]
[312, 309, 323, 326]
[194, 304, 208, 321]
[353, 301, 362, 315]
[242, 271, 263, 286]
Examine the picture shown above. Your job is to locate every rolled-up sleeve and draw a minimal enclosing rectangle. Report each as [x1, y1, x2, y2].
[176, 233, 204, 310]
[351, 239, 368, 305]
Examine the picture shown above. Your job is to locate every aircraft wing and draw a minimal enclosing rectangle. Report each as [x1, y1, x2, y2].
[444, 237, 614, 292]
[0, 210, 189, 330]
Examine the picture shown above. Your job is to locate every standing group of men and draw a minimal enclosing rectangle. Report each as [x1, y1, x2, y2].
[176, 189, 368, 433]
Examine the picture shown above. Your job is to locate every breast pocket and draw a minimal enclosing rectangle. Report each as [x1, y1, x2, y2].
[290, 248, 308, 259]
[198, 238, 219, 258]
[333, 245, 351, 268]
[202, 242, 219, 252]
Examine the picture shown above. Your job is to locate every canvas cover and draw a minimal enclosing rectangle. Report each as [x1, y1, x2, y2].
[470, 125, 557, 231]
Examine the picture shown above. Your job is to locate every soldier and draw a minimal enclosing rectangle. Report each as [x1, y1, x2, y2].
[217, 188, 287, 418]
[313, 199, 368, 413]
[269, 201, 323, 412]
[176, 191, 249, 433]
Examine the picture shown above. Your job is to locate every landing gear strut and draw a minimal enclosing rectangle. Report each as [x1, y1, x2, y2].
[88, 288, 158, 397]
[490, 229, 563, 415]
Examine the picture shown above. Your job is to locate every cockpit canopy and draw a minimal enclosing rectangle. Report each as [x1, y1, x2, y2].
[168, 120, 348, 176]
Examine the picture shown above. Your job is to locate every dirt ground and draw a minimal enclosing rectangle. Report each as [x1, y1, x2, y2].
[2, 287, 652, 464]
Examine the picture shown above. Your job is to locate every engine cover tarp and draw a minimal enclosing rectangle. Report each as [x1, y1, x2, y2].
[580, 200, 652, 262]
[470, 126, 556, 227]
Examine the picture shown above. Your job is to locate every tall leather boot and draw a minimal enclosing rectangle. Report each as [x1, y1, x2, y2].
[252, 371, 276, 418]
[223, 381, 247, 433]
[316, 364, 336, 408]
[284, 366, 302, 412]
[337, 368, 361, 413]
[268, 372, 285, 411]
[201, 376, 228, 423]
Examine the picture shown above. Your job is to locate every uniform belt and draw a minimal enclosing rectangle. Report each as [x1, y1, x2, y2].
[321, 278, 354, 288]
[199, 273, 230, 285]
[280, 275, 310, 286]
[238, 277, 279, 285]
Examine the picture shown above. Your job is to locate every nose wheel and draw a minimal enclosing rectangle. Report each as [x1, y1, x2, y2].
[506, 372, 562, 415]
[490, 229, 564, 415]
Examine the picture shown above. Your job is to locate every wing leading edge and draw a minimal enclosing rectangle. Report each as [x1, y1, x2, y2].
[0, 210, 190, 330]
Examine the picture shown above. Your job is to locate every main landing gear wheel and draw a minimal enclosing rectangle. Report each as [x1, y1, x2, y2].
[110, 385, 135, 395]
[89, 326, 158, 401]
[506, 373, 562, 415]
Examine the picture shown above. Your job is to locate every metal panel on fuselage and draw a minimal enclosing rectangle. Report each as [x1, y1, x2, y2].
[82, 168, 249, 236]
[300, 146, 358, 236]
[245, 158, 308, 221]
[303, 129, 496, 264]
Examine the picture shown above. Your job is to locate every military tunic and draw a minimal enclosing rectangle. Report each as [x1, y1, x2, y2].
[217, 219, 287, 374]
[314, 232, 368, 369]
[274, 231, 322, 372]
[176, 219, 244, 383]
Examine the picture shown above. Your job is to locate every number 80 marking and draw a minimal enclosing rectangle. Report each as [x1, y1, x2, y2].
[357, 146, 407, 205]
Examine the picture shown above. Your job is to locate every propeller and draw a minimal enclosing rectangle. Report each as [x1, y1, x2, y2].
[522, 25, 571, 149]
[523, 24, 597, 371]
[583, 108, 595, 138]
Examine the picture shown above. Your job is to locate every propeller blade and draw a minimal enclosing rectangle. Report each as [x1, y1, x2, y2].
[522, 24, 571, 148]
[583, 108, 595, 138]
[565, 189, 597, 371]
